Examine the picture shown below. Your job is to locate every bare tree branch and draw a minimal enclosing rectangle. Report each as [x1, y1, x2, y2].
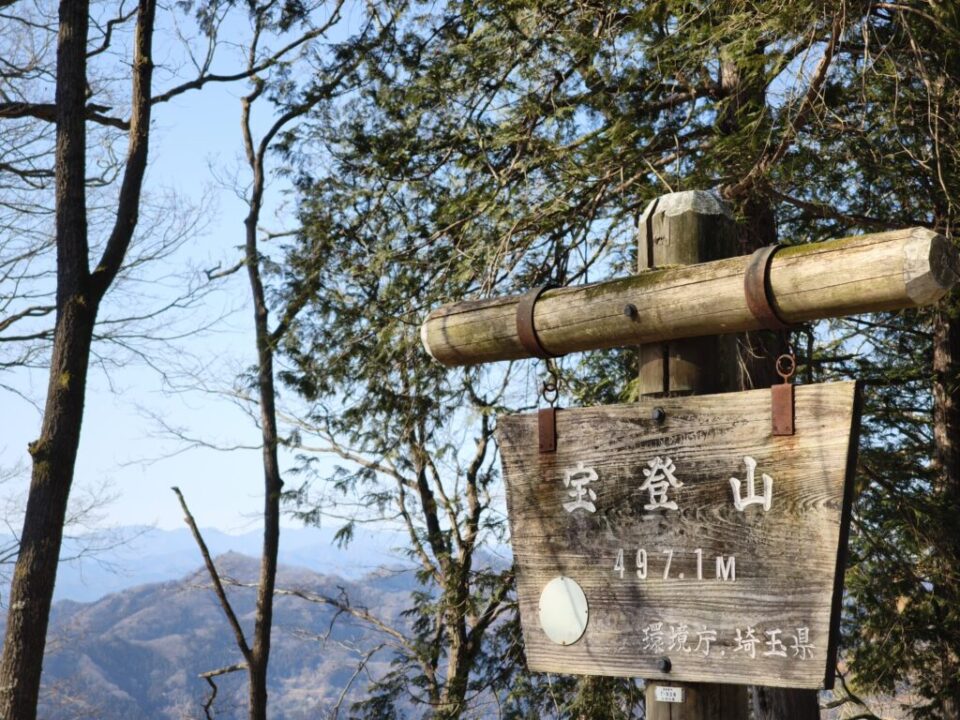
[198, 663, 248, 720]
[150, 0, 348, 106]
[223, 578, 444, 689]
[332, 644, 385, 720]
[87, 5, 138, 59]
[0, 102, 129, 130]
[89, 2, 157, 300]
[768, 187, 901, 230]
[199, 663, 249, 679]
[171, 486, 252, 663]
[0, 304, 54, 334]
[204, 258, 245, 281]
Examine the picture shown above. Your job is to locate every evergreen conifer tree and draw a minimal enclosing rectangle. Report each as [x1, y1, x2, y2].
[278, 2, 959, 716]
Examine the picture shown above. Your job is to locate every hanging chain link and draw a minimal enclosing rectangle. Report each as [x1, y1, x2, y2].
[541, 358, 560, 407]
[776, 329, 796, 384]
[776, 352, 797, 384]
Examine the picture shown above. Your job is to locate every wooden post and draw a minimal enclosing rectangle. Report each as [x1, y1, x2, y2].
[646, 684, 750, 720]
[639, 191, 749, 720]
[637, 191, 740, 396]
[752, 686, 821, 720]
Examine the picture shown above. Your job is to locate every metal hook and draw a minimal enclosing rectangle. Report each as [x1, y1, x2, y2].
[538, 360, 561, 453]
[776, 353, 796, 384]
[542, 380, 559, 407]
[542, 362, 561, 407]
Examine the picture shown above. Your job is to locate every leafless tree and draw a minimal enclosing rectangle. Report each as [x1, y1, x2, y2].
[0, 2, 370, 717]
[161, 2, 395, 717]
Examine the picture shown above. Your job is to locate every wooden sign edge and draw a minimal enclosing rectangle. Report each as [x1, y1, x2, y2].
[496, 380, 863, 691]
[822, 378, 863, 690]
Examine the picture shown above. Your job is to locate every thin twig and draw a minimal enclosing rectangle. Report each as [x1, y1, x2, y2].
[172, 487, 252, 662]
[332, 645, 385, 720]
[198, 663, 247, 720]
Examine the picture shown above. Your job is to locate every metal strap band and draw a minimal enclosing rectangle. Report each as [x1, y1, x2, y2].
[516, 284, 563, 359]
[744, 245, 790, 330]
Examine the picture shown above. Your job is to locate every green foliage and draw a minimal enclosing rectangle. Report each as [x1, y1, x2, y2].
[823, 311, 960, 719]
[274, 0, 960, 716]
[766, 5, 960, 716]
[783, 316, 945, 720]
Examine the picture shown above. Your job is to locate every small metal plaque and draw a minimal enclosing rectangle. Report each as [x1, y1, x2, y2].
[538, 576, 588, 646]
[654, 686, 686, 703]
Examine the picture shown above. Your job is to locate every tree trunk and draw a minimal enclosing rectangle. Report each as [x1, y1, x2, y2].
[0, 298, 97, 718]
[932, 301, 960, 720]
[239, 74, 285, 715]
[0, 2, 93, 717]
[244, 171, 282, 720]
[0, 0, 155, 715]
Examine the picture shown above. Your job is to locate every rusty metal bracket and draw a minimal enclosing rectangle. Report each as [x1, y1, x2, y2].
[516, 284, 564, 359]
[772, 353, 797, 436]
[538, 407, 557, 453]
[771, 383, 795, 436]
[538, 369, 560, 453]
[744, 245, 791, 330]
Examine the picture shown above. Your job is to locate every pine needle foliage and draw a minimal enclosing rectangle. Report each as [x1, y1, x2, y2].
[273, 1, 960, 717]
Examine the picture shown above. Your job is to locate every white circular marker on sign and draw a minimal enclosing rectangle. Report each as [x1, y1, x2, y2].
[538, 576, 589, 645]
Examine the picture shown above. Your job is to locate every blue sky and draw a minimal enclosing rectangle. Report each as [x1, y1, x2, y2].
[0, 9, 328, 532]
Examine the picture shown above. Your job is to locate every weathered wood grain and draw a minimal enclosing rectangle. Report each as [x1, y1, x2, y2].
[497, 381, 861, 689]
[422, 227, 958, 366]
[637, 191, 740, 395]
[638, 189, 749, 718]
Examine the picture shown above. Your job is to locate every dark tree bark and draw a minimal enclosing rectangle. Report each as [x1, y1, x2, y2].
[0, 3, 93, 715]
[751, 687, 821, 720]
[719, 28, 821, 720]
[0, 2, 155, 717]
[933, 301, 960, 720]
[225, 30, 331, 715]
[181, 8, 356, 714]
[242, 79, 283, 720]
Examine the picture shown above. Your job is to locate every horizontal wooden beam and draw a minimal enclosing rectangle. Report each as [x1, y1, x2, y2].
[421, 228, 959, 367]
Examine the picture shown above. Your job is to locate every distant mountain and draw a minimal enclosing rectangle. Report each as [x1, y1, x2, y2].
[37, 553, 418, 720]
[54, 525, 415, 602]
[28, 545, 914, 720]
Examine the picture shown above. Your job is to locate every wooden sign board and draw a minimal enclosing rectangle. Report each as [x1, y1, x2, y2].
[497, 381, 861, 690]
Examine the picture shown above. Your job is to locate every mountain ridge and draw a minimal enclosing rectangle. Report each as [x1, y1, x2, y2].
[52, 524, 415, 602]
[35, 551, 417, 720]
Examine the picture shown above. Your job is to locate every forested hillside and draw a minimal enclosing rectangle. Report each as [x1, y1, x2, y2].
[33, 554, 415, 719]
